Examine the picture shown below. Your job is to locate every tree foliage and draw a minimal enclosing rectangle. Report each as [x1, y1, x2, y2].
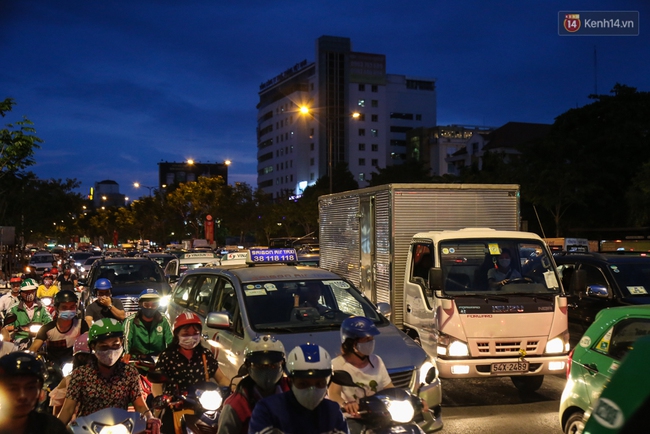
[0, 98, 42, 179]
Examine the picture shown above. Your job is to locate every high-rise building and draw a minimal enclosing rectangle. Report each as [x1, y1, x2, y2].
[256, 36, 437, 198]
[91, 180, 125, 209]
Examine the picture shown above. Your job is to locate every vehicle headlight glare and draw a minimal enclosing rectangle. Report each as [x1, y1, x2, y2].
[386, 399, 415, 423]
[545, 337, 564, 354]
[42, 298, 52, 306]
[62, 362, 74, 377]
[29, 324, 42, 334]
[448, 340, 469, 357]
[419, 360, 436, 384]
[198, 389, 222, 411]
[159, 296, 170, 307]
[98, 424, 131, 434]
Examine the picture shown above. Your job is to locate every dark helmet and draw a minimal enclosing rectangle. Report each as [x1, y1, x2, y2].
[0, 352, 46, 383]
[54, 289, 78, 307]
[340, 316, 380, 343]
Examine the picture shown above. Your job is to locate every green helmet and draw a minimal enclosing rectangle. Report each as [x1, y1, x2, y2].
[20, 278, 38, 291]
[88, 318, 124, 345]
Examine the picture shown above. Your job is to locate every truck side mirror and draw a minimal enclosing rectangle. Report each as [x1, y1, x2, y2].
[428, 268, 443, 291]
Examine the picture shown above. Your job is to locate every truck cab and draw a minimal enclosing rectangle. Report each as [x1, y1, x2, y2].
[403, 228, 570, 392]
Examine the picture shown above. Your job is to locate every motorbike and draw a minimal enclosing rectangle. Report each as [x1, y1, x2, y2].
[148, 370, 227, 434]
[2, 312, 43, 350]
[69, 407, 149, 434]
[40, 296, 57, 317]
[331, 370, 426, 434]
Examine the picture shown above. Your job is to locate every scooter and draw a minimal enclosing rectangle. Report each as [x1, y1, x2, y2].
[2, 312, 42, 350]
[331, 370, 426, 434]
[69, 408, 149, 434]
[40, 296, 57, 317]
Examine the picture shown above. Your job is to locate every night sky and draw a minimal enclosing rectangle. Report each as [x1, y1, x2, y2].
[2, 0, 648, 198]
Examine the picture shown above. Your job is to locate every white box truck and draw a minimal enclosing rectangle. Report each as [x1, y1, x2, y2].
[319, 184, 569, 392]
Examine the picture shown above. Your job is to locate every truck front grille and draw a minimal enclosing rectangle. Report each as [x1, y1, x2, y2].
[476, 340, 539, 355]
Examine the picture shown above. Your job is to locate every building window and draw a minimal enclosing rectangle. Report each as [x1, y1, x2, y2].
[357, 113, 365, 121]
[359, 128, 366, 136]
[359, 143, 366, 151]
[371, 100, 378, 107]
[290, 174, 293, 181]
[310, 158, 314, 166]
[310, 83, 314, 91]
[371, 114, 378, 122]
[371, 129, 378, 137]
[310, 173, 314, 180]
[371, 144, 378, 152]
[416, 114, 422, 121]
[310, 143, 314, 151]
[358, 99, 365, 107]
[359, 173, 365, 181]
[310, 128, 314, 137]
[359, 84, 365, 91]
[371, 85, 378, 92]
[372, 159, 378, 166]
[359, 158, 366, 166]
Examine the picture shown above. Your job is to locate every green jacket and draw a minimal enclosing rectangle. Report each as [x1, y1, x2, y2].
[9, 300, 52, 342]
[124, 311, 173, 357]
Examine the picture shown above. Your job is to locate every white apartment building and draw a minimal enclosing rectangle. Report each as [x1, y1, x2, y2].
[256, 36, 437, 198]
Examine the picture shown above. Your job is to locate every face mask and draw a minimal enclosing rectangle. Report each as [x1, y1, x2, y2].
[291, 384, 327, 410]
[95, 348, 122, 367]
[250, 366, 283, 391]
[44, 279, 53, 287]
[498, 259, 511, 268]
[23, 293, 35, 302]
[356, 340, 375, 356]
[141, 308, 156, 318]
[59, 310, 77, 320]
[179, 334, 201, 349]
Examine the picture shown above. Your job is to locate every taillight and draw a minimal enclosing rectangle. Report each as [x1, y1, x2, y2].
[566, 348, 574, 380]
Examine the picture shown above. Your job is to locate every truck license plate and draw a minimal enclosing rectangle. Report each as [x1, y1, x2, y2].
[491, 362, 529, 373]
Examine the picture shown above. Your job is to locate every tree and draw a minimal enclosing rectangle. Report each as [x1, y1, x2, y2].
[166, 177, 225, 239]
[368, 159, 433, 186]
[0, 98, 42, 179]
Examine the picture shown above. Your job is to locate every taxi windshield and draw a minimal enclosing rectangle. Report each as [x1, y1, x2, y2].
[242, 279, 384, 331]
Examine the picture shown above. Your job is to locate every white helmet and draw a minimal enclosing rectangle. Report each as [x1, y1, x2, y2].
[245, 335, 285, 365]
[286, 343, 331, 378]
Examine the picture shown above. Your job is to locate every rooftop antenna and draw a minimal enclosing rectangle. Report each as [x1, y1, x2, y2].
[533, 205, 547, 239]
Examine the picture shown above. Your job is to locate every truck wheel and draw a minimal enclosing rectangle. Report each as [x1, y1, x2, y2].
[511, 375, 544, 393]
[564, 411, 585, 434]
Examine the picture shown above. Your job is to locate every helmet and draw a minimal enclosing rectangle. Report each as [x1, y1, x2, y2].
[173, 311, 202, 333]
[88, 318, 124, 345]
[10, 276, 22, 284]
[42, 272, 53, 279]
[93, 278, 112, 291]
[245, 335, 285, 365]
[0, 352, 46, 383]
[340, 316, 380, 343]
[73, 332, 91, 355]
[51, 267, 59, 275]
[138, 288, 160, 302]
[20, 278, 38, 291]
[285, 343, 331, 378]
[54, 289, 79, 306]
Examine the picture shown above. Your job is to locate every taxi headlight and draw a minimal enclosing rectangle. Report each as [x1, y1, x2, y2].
[197, 389, 222, 411]
[448, 340, 469, 357]
[545, 336, 565, 354]
[386, 399, 415, 423]
[418, 360, 437, 384]
[159, 296, 170, 307]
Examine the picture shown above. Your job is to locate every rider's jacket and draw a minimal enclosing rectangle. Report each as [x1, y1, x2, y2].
[8, 300, 52, 341]
[123, 311, 173, 356]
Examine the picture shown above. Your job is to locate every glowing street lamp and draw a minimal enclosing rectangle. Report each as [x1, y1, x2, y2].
[133, 182, 155, 197]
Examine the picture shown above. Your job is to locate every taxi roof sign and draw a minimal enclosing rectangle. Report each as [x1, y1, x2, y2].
[180, 252, 216, 259]
[247, 248, 298, 265]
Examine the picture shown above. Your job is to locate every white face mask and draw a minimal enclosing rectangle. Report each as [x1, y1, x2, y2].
[95, 347, 123, 367]
[498, 258, 511, 268]
[291, 384, 327, 410]
[179, 334, 201, 349]
[355, 340, 375, 356]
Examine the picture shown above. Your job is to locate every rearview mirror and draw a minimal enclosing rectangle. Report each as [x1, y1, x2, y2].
[206, 312, 230, 329]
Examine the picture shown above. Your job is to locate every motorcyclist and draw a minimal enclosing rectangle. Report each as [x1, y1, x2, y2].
[249, 343, 349, 434]
[84, 278, 126, 327]
[328, 316, 393, 433]
[29, 289, 89, 364]
[57, 318, 161, 433]
[3, 279, 52, 343]
[0, 352, 70, 434]
[56, 266, 78, 291]
[123, 289, 173, 358]
[0, 276, 22, 317]
[218, 335, 290, 434]
[36, 272, 60, 299]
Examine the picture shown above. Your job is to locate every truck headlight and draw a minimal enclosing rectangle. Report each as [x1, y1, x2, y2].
[419, 360, 437, 384]
[545, 336, 565, 354]
[449, 341, 469, 357]
[437, 333, 469, 357]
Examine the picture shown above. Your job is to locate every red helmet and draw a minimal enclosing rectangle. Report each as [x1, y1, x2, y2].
[51, 267, 59, 275]
[42, 272, 53, 279]
[10, 276, 22, 284]
[173, 311, 202, 333]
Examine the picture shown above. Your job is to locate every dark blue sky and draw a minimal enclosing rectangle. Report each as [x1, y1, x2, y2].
[2, 0, 648, 198]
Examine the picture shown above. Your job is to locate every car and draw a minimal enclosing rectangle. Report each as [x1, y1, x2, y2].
[143, 253, 176, 270]
[581, 334, 650, 434]
[78, 256, 103, 279]
[559, 305, 650, 434]
[163, 252, 221, 282]
[166, 248, 443, 431]
[25, 251, 56, 277]
[554, 252, 650, 345]
[82, 257, 172, 315]
[70, 251, 96, 269]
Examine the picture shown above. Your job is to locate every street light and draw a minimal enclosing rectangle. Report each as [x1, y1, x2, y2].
[299, 106, 360, 194]
[133, 182, 155, 197]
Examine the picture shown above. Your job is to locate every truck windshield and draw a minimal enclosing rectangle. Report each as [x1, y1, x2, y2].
[439, 239, 560, 295]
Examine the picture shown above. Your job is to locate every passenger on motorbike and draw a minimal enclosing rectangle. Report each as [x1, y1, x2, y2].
[29, 290, 88, 364]
[249, 343, 349, 434]
[0, 276, 22, 317]
[57, 318, 161, 433]
[0, 352, 69, 434]
[218, 335, 290, 434]
[56, 267, 78, 292]
[37, 272, 60, 299]
[48, 332, 96, 416]
[123, 289, 173, 358]
[2, 279, 52, 344]
[84, 278, 126, 327]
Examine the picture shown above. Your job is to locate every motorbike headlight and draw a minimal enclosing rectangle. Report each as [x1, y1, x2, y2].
[25, 266, 32, 273]
[545, 336, 566, 354]
[42, 298, 52, 306]
[159, 296, 170, 307]
[29, 324, 42, 334]
[386, 399, 415, 424]
[98, 424, 132, 434]
[70, 268, 76, 274]
[62, 362, 74, 377]
[418, 360, 437, 384]
[197, 389, 222, 411]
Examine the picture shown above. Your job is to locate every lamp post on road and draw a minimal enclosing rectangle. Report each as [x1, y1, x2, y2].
[133, 182, 154, 197]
